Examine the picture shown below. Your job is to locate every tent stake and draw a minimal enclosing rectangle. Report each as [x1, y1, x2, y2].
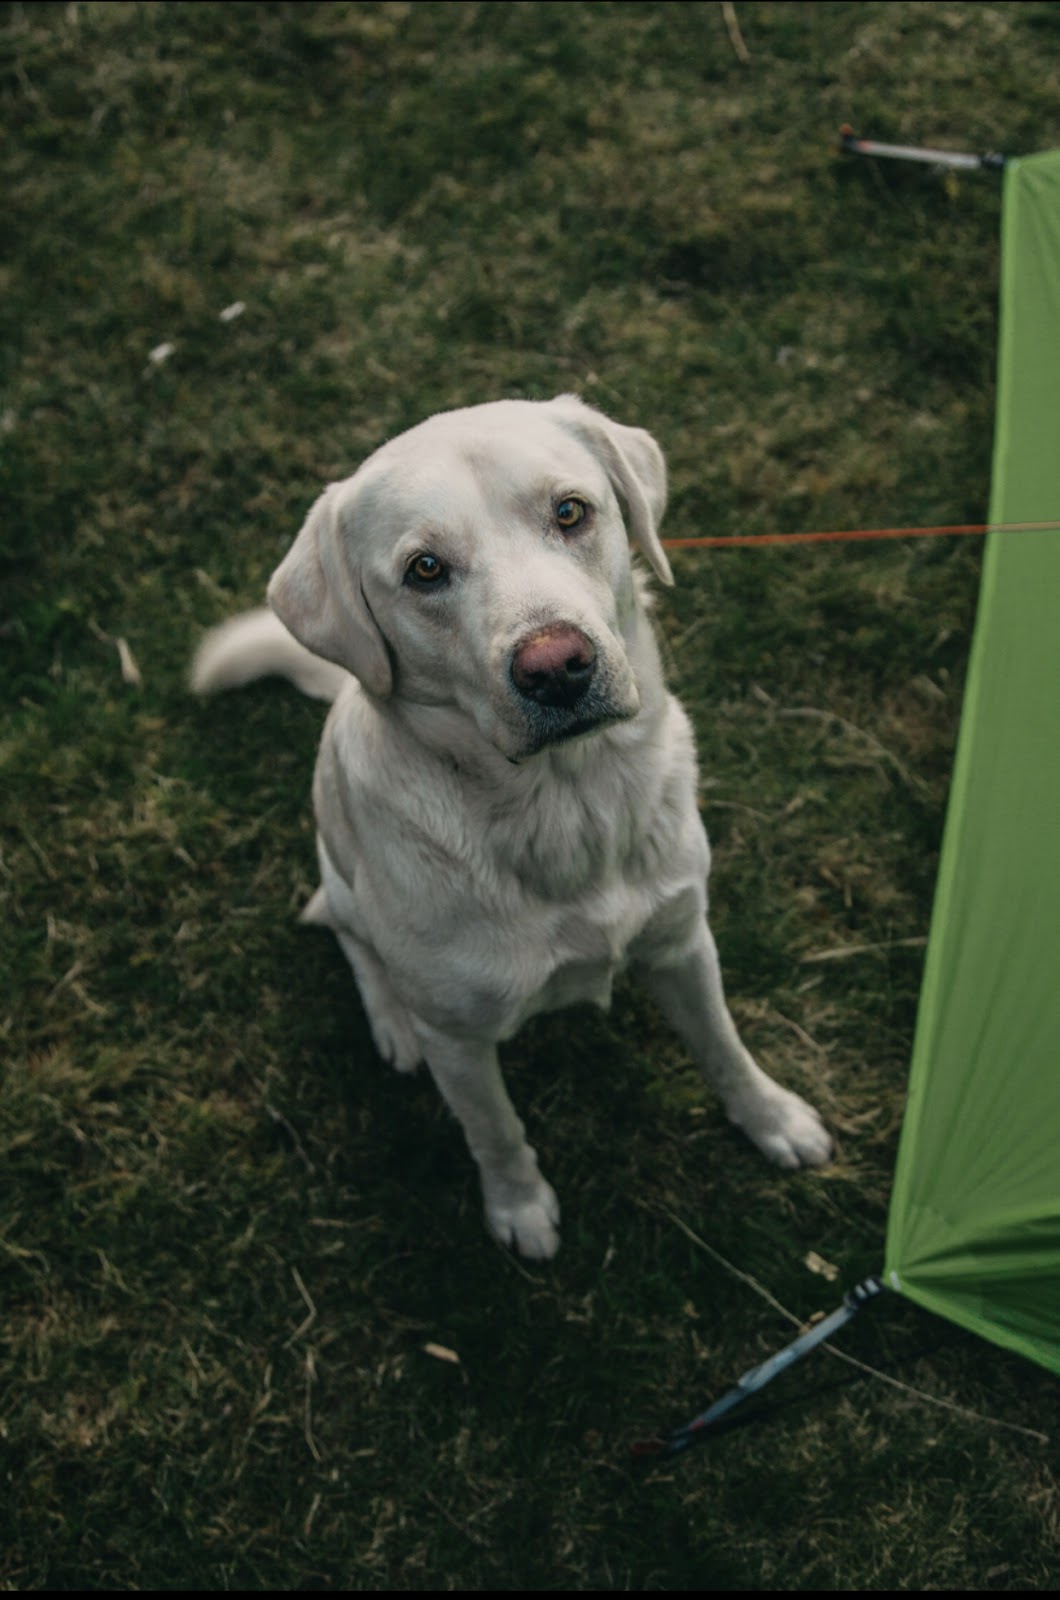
[839, 126, 1005, 172]
[632, 1276, 886, 1459]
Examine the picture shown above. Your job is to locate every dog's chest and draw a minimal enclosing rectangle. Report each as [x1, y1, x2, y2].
[474, 774, 708, 1035]
[518, 876, 667, 1020]
[317, 697, 709, 1038]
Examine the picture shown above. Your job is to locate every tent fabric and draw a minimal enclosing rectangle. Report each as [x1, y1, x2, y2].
[885, 148, 1060, 1374]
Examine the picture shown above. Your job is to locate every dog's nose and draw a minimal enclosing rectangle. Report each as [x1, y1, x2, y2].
[511, 625, 597, 709]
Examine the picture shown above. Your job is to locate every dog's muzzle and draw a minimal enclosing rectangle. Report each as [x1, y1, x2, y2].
[510, 624, 597, 710]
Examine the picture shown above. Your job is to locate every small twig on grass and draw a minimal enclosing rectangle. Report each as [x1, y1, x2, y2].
[0, 1236, 50, 1278]
[422, 1488, 491, 1549]
[179, 1335, 206, 1395]
[263, 1099, 316, 1174]
[43, 959, 106, 1019]
[801, 937, 928, 964]
[648, 1203, 1049, 1445]
[776, 706, 924, 792]
[303, 1347, 322, 1463]
[721, 2, 750, 65]
[285, 1266, 318, 1348]
[45, 957, 87, 1002]
[87, 617, 143, 686]
[770, 1008, 828, 1056]
[303, 1490, 322, 1539]
[17, 824, 57, 881]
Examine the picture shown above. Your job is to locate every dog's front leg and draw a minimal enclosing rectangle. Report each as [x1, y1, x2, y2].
[415, 1023, 561, 1259]
[637, 923, 833, 1169]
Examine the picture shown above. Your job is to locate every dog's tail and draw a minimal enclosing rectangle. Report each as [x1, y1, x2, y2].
[190, 608, 349, 703]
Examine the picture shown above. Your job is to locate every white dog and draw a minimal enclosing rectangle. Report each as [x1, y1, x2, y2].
[191, 396, 831, 1257]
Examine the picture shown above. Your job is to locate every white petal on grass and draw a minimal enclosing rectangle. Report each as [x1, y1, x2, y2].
[423, 1342, 460, 1365]
[116, 637, 143, 688]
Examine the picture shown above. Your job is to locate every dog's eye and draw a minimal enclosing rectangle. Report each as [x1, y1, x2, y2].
[406, 552, 448, 587]
[555, 497, 588, 531]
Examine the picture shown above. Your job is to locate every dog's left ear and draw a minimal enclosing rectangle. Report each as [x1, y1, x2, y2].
[548, 395, 673, 587]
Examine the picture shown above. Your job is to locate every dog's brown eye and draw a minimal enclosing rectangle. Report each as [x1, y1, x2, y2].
[406, 553, 447, 586]
[555, 497, 587, 531]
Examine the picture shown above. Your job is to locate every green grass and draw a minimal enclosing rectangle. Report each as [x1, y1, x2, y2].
[3, 0, 1059, 1587]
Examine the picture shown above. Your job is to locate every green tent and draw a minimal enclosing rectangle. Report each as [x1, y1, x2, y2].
[884, 147, 1060, 1375]
[639, 150, 1060, 1459]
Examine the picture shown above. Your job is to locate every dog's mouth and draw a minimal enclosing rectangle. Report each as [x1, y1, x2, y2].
[508, 696, 637, 761]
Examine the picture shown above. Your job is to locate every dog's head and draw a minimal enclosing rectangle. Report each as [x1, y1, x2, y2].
[267, 395, 672, 762]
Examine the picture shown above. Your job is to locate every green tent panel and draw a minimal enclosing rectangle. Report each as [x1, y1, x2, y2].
[885, 148, 1060, 1374]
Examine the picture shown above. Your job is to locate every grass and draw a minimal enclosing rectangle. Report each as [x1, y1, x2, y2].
[3, 0, 1059, 1587]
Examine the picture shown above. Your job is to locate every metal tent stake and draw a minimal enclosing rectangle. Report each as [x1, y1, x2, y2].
[632, 1276, 886, 1460]
[839, 126, 1005, 172]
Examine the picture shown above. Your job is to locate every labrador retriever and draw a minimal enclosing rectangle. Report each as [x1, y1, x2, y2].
[191, 395, 831, 1257]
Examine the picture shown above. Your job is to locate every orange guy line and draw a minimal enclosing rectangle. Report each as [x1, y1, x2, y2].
[661, 521, 1060, 550]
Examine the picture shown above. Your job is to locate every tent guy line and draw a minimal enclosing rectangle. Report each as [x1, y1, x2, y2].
[662, 519, 1060, 550]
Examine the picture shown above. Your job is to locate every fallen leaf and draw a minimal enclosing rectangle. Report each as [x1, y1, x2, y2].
[116, 637, 142, 687]
[804, 1250, 839, 1281]
[423, 1342, 460, 1365]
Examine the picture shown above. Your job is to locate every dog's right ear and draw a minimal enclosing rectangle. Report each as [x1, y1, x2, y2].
[267, 484, 393, 698]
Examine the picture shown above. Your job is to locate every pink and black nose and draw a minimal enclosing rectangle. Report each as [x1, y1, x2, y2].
[511, 625, 597, 709]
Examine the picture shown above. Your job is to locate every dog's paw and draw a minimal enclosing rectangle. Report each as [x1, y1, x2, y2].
[729, 1083, 833, 1170]
[485, 1178, 561, 1260]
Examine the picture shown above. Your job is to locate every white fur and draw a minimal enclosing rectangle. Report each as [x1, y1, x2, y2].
[191, 396, 831, 1258]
